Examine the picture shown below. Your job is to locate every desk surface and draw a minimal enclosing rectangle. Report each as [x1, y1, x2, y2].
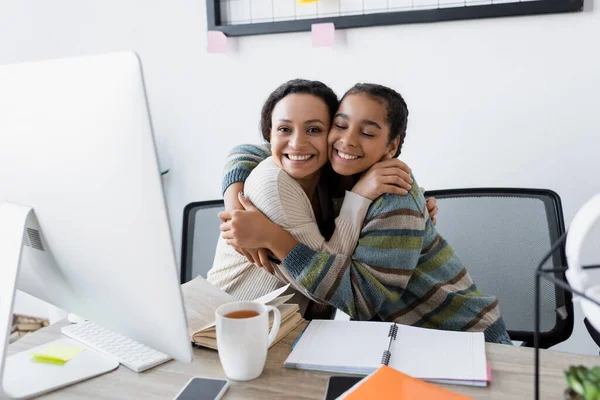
[6, 320, 599, 399]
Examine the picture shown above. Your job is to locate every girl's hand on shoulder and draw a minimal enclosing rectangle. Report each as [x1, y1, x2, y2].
[351, 158, 413, 201]
[421, 188, 439, 225]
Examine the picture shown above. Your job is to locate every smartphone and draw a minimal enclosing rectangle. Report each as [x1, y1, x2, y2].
[173, 377, 230, 400]
[324, 376, 363, 400]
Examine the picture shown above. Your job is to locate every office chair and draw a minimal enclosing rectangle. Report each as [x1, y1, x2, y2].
[424, 188, 574, 349]
[180, 200, 335, 320]
[181, 200, 225, 283]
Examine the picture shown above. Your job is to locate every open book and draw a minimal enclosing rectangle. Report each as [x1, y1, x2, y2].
[181, 276, 305, 350]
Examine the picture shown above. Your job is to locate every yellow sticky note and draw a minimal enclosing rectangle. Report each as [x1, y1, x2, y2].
[298, 0, 319, 4]
[32, 344, 85, 365]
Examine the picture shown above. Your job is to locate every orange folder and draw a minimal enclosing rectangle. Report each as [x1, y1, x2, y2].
[344, 366, 473, 400]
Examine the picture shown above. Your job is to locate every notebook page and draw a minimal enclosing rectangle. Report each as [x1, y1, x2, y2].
[181, 276, 236, 335]
[253, 284, 291, 305]
[265, 294, 294, 308]
[390, 325, 487, 381]
[284, 320, 391, 371]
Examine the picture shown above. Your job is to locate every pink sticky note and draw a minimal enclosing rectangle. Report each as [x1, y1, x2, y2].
[207, 30, 228, 53]
[312, 23, 335, 47]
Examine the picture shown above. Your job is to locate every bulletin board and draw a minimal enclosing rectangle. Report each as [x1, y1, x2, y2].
[207, 0, 583, 36]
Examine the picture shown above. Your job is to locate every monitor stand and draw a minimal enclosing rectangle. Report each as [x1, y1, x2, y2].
[0, 202, 119, 399]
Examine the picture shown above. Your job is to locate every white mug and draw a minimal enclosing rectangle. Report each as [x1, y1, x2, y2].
[215, 301, 281, 381]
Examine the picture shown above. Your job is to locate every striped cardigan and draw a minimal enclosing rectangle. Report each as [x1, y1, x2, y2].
[221, 144, 510, 343]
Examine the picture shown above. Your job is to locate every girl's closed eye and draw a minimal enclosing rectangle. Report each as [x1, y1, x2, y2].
[362, 132, 375, 138]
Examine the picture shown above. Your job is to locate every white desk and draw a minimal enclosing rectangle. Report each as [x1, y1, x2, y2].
[6, 320, 599, 399]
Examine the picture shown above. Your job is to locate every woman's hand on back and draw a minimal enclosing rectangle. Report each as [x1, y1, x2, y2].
[351, 158, 413, 201]
[223, 182, 245, 213]
[219, 193, 288, 272]
[221, 183, 272, 270]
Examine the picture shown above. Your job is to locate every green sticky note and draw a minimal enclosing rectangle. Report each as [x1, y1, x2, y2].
[32, 344, 85, 365]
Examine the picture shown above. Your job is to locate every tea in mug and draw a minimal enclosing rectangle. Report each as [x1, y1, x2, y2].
[224, 310, 259, 319]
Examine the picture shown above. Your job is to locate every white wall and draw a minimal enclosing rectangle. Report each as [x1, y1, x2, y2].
[1, 0, 598, 354]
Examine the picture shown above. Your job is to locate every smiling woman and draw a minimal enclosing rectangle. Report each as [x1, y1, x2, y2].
[268, 93, 329, 198]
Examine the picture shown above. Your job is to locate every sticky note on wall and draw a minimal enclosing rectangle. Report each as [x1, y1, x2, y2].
[298, 0, 320, 4]
[312, 23, 335, 47]
[207, 31, 228, 53]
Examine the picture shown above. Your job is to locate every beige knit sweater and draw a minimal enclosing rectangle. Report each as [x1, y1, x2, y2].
[207, 157, 371, 303]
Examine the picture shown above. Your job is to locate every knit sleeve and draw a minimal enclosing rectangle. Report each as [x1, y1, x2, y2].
[241, 159, 374, 304]
[244, 158, 371, 256]
[221, 143, 272, 195]
[280, 181, 427, 320]
[276, 175, 372, 256]
[324, 191, 373, 255]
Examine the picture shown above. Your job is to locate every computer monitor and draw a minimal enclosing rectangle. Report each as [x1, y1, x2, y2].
[0, 52, 193, 385]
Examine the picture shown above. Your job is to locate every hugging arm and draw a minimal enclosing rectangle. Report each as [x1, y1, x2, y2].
[219, 158, 375, 305]
[220, 144, 272, 266]
[226, 159, 373, 266]
[273, 188, 426, 320]
[219, 147, 429, 319]
[226, 167, 427, 320]
[221, 144, 272, 195]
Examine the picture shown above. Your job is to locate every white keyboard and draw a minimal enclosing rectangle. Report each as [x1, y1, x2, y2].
[61, 321, 171, 372]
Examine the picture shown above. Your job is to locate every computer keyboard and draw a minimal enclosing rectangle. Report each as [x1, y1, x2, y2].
[61, 321, 171, 372]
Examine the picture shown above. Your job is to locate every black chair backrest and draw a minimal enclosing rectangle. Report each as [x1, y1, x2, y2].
[425, 188, 573, 348]
[180, 200, 224, 284]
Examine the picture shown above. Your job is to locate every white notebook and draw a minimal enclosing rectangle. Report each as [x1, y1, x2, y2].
[284, 320, 488, 386]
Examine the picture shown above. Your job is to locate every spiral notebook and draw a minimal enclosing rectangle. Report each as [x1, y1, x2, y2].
[284, 320, 489, 386]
